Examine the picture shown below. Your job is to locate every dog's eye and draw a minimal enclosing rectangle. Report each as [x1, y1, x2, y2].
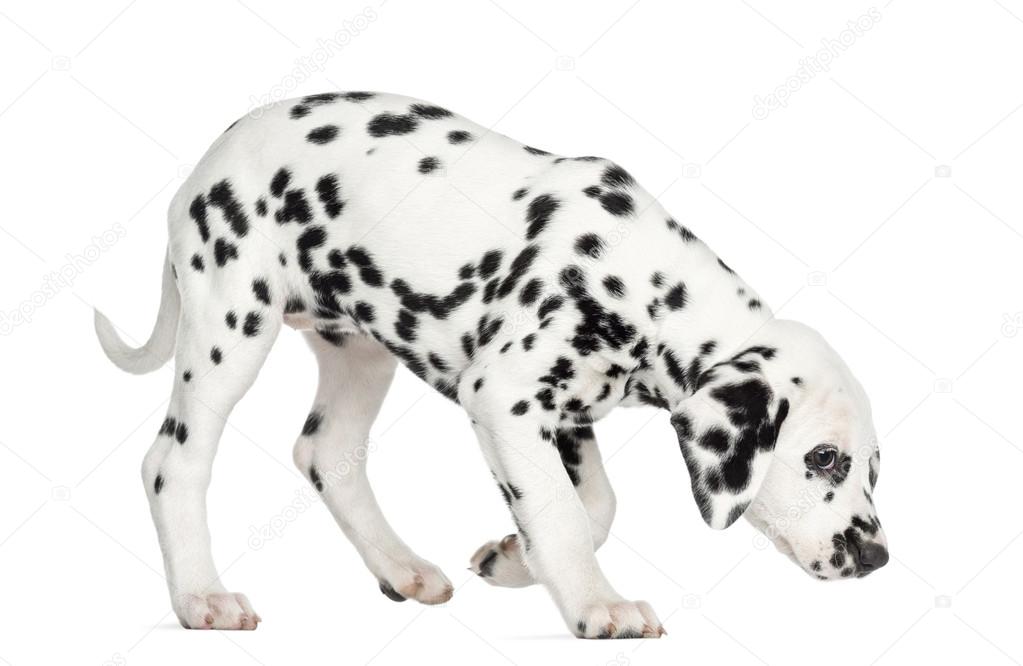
[811, 446, 837, 471]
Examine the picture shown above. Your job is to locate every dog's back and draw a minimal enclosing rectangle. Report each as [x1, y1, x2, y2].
[160, 91, 740, 385]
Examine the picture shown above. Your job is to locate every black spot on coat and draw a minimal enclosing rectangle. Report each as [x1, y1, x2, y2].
[208, 180, 249, 237]
[665, 283, 687, 310]
[296, 226, 327, 272]
[478, 250, 503, 279]
[242, 312, 262, 337]
[601, 164, 634, 188]
[599, 191, 633, 216]
[525, 194, 559, 240]
[270, 168, 291, 198]
[428, 352, 449, 373]
[496, 245, 541, 299]
[666, 217, 696, 241]
[307, 125, 340, 144]
[409, 103, 452, 119]
[189, 195, 210, 243]
[159, 417, 176, 436]
[354, 301, 375, 322]
[252, 278, 271, 305]
[213, 238, 238, 267]
[574, 233, 605, 259]
[341, 91, 375, 102]
[602, 275, 625, 298]
[316, 174, 344, 218]
[519, 278, 542, 306]
[418, 156, 441, 174]
[367, 113, 418, 136]
[303, 411, 323, 436]
[309, 465, 324, 492]
[276, 189, 313, 225]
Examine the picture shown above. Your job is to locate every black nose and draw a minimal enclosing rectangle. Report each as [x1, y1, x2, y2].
[856, 542, 889, 572]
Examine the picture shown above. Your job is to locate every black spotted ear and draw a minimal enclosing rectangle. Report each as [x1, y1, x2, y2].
[670, 349, 790, 529]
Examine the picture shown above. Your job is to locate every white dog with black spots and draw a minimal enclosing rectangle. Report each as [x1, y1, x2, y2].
[95, 91, 888, 639]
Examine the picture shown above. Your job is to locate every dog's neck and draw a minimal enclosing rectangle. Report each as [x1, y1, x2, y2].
[632, 271, 776, 411]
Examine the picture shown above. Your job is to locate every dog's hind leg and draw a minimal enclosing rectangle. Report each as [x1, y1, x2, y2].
[292, 331, 454, 605]
[469, 425, 617, 588]
[142, 280, 282, 630]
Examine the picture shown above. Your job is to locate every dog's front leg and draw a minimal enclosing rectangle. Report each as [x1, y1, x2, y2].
[462, 378, 663, 639]
[469, 425, 617, 588]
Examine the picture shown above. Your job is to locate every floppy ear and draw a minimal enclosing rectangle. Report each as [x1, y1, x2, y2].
[670, 351, 790, 529]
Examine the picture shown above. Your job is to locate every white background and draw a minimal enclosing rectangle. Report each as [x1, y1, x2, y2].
[1, 1, 1021, 664]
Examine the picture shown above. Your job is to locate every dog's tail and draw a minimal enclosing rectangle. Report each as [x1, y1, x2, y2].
[94, 250, 180, 374]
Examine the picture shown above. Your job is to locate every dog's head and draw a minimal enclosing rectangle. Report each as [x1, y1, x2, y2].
[670, 319, 888, 579]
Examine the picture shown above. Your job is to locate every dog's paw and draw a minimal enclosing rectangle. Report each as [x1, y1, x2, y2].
[469, 534, 534, 588]
[575, 600, 664, 639]
[377, 559, 454, 605]
[175, 592, 260, 630]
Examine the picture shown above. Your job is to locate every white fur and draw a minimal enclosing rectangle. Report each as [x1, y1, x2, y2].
[96, 91, 885, 637]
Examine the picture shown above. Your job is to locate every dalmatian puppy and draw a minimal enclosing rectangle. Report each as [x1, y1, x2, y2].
[95, 91, 888, 639]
